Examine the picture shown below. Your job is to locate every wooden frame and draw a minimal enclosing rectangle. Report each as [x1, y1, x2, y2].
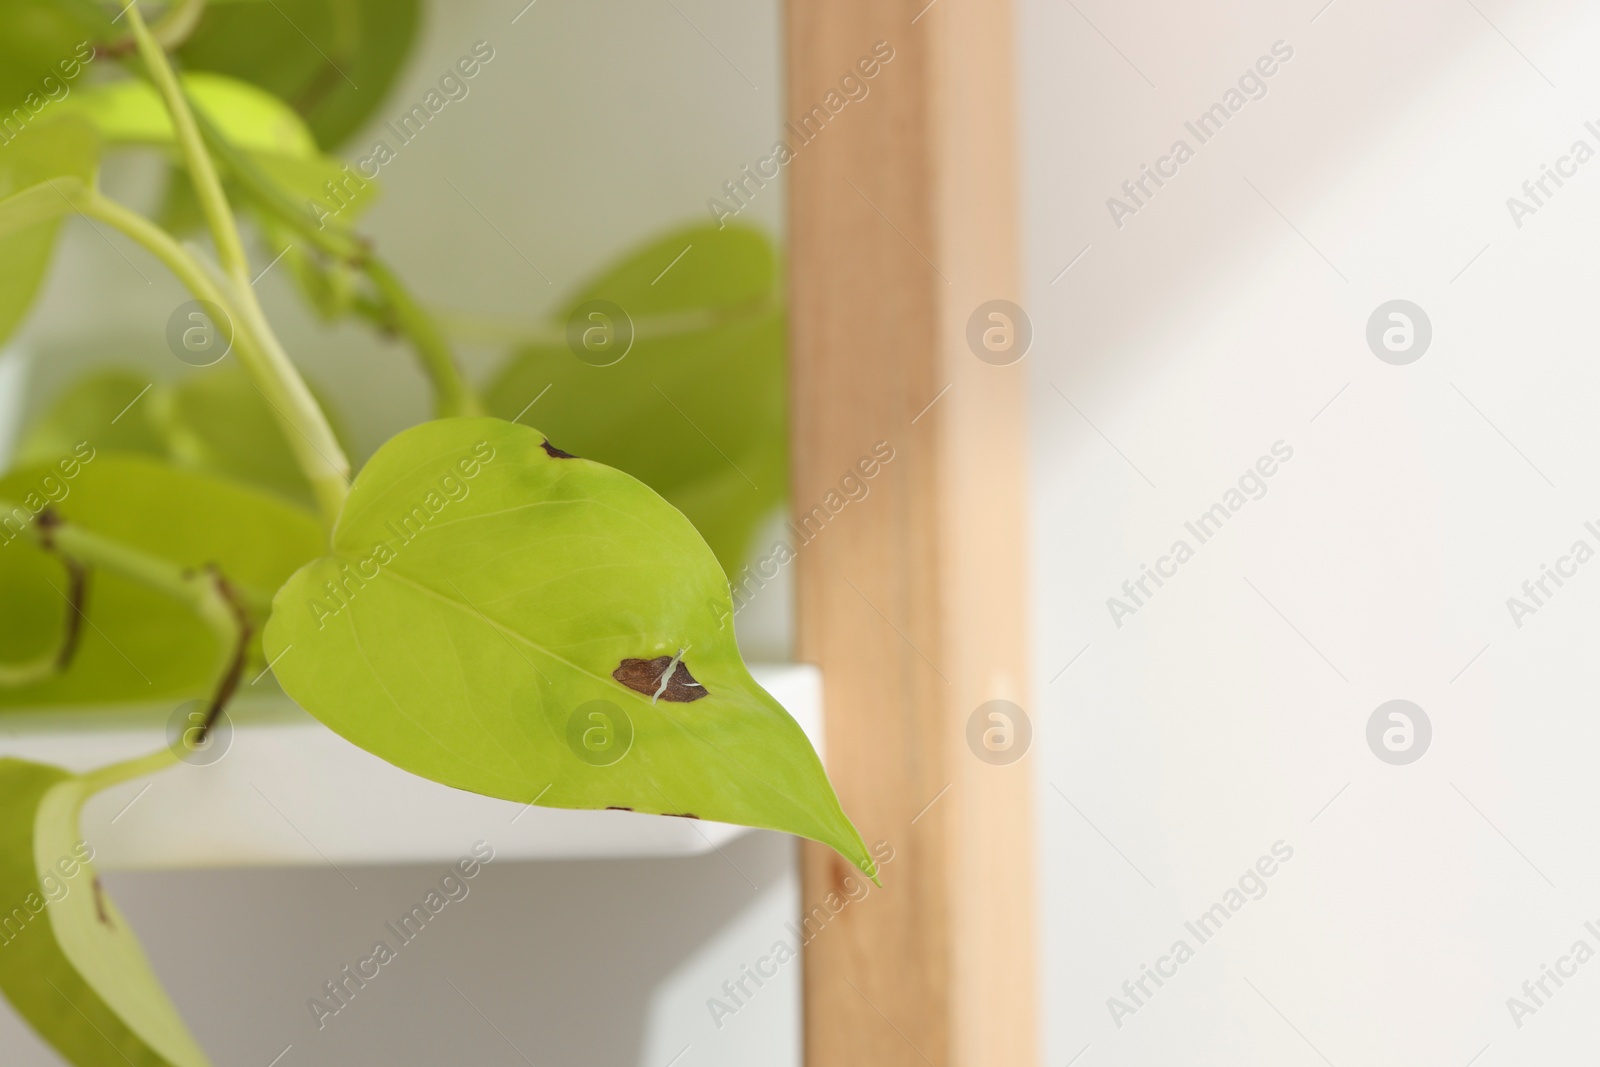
[787, 1, 1038, 1064]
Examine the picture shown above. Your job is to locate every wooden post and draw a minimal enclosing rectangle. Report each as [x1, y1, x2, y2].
[787, 1, 1038, 1065]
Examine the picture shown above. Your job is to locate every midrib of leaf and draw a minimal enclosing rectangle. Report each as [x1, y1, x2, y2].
[401, 497, 584, 536]
[338, 567, 832, 830]
[370, 566, 626, 693]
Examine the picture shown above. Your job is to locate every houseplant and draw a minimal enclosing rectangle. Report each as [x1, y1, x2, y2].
[0, 2, 870, 1063]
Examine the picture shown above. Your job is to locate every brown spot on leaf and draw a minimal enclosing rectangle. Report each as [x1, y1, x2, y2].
[93, 878, 113, 928]
[613, 655, 709, 702]
[606, 806, 634, 812]
[541, 439, 577, 459]
[663, 812, 700, 820]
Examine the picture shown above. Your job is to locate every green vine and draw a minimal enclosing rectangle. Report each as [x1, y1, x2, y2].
[0, 2, 832, 1064]
[125, 1, 350, 524]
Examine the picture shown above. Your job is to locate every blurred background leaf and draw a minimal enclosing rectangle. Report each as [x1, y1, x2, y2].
[15, 368, 167, 462]
[54, 71, 381, 244]
[58, 71, 320, 158]
[0, 455, 322, 711]
[0, 0, 109, 106]
[18, 364, 350, 509]
[486, 223, 787, 576]
[0, 117, 101, 349]
[178, 0, 422, 150]
[0, 758, 210, 1066]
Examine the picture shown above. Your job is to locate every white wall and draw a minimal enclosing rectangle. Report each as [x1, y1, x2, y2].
[1021, 0, 1600, 1063]
[3, 1, 806, 1064]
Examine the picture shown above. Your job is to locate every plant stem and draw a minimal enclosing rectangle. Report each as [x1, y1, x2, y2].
[0, 608, 79, 685]
[428, 309, 561, 349]
[80, 746, 180, 795]
[363, 259, 481, 416]
[0, 509, 86, 686]
[185, 101, 367, 263]
[0, 647, 67, 688]
[99, 0, 209, 58]
[196, 571, 252, 741]
[67, 183, 227, 313]
[430, 295, 784, 349]
[0, 495, 274, 617]
[183, 106, 481, 417]
[126, 3, 246, 282]
[1, 497, 262, 748]
[149, 0, 208, 50]
[0, 508, 91, 684]
[125, 1, 349, 528]
[66, 186, 349, 523]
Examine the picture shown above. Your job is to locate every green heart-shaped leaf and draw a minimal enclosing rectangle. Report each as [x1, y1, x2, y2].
[17, 365, 350, 509]
[162, 366, 349, 505]
[0, 116, 100, 347]
[0, 758, 209, 1066]
[15, 368, 170, 467]
[57, 72, 319, 159]
[264, 417, 874, 877]
[178, 0, 422, 150]
[54, 70, 380, 245]
[0, 2, 107, 109]
[486, 223, 787, 574]
[0, 455, 323, 710]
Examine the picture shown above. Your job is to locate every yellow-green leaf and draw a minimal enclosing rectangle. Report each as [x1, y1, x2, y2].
[0, 455, 322, 710]
[0, 116, 99, 346]
[264, 418, 874, 877]
[486, 224, 786, 574]
[57, 72, 318, 158]
[0, 758, 209, 1066]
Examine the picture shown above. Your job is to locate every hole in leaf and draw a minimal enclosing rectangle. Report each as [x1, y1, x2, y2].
[613, 655, 709, 703]
[541, 438, 577, 459]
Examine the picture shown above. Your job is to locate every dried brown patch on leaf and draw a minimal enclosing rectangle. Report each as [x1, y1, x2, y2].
[541, 439, 577, 459]
[612, 655, 709, 702]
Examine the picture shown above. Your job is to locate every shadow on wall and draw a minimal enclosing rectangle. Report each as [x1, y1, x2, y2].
[0, 833, 792, 1067]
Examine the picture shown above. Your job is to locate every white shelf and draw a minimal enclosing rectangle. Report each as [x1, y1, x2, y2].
[0, 664, 823, 871]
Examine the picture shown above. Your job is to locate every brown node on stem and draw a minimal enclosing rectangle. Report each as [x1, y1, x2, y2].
[36, 508, 89, 671]
[35, 507, 63, 538]
[92, 878, 113, 928]
[612, 656, 709, 702]
[196, 564, 254, 744]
